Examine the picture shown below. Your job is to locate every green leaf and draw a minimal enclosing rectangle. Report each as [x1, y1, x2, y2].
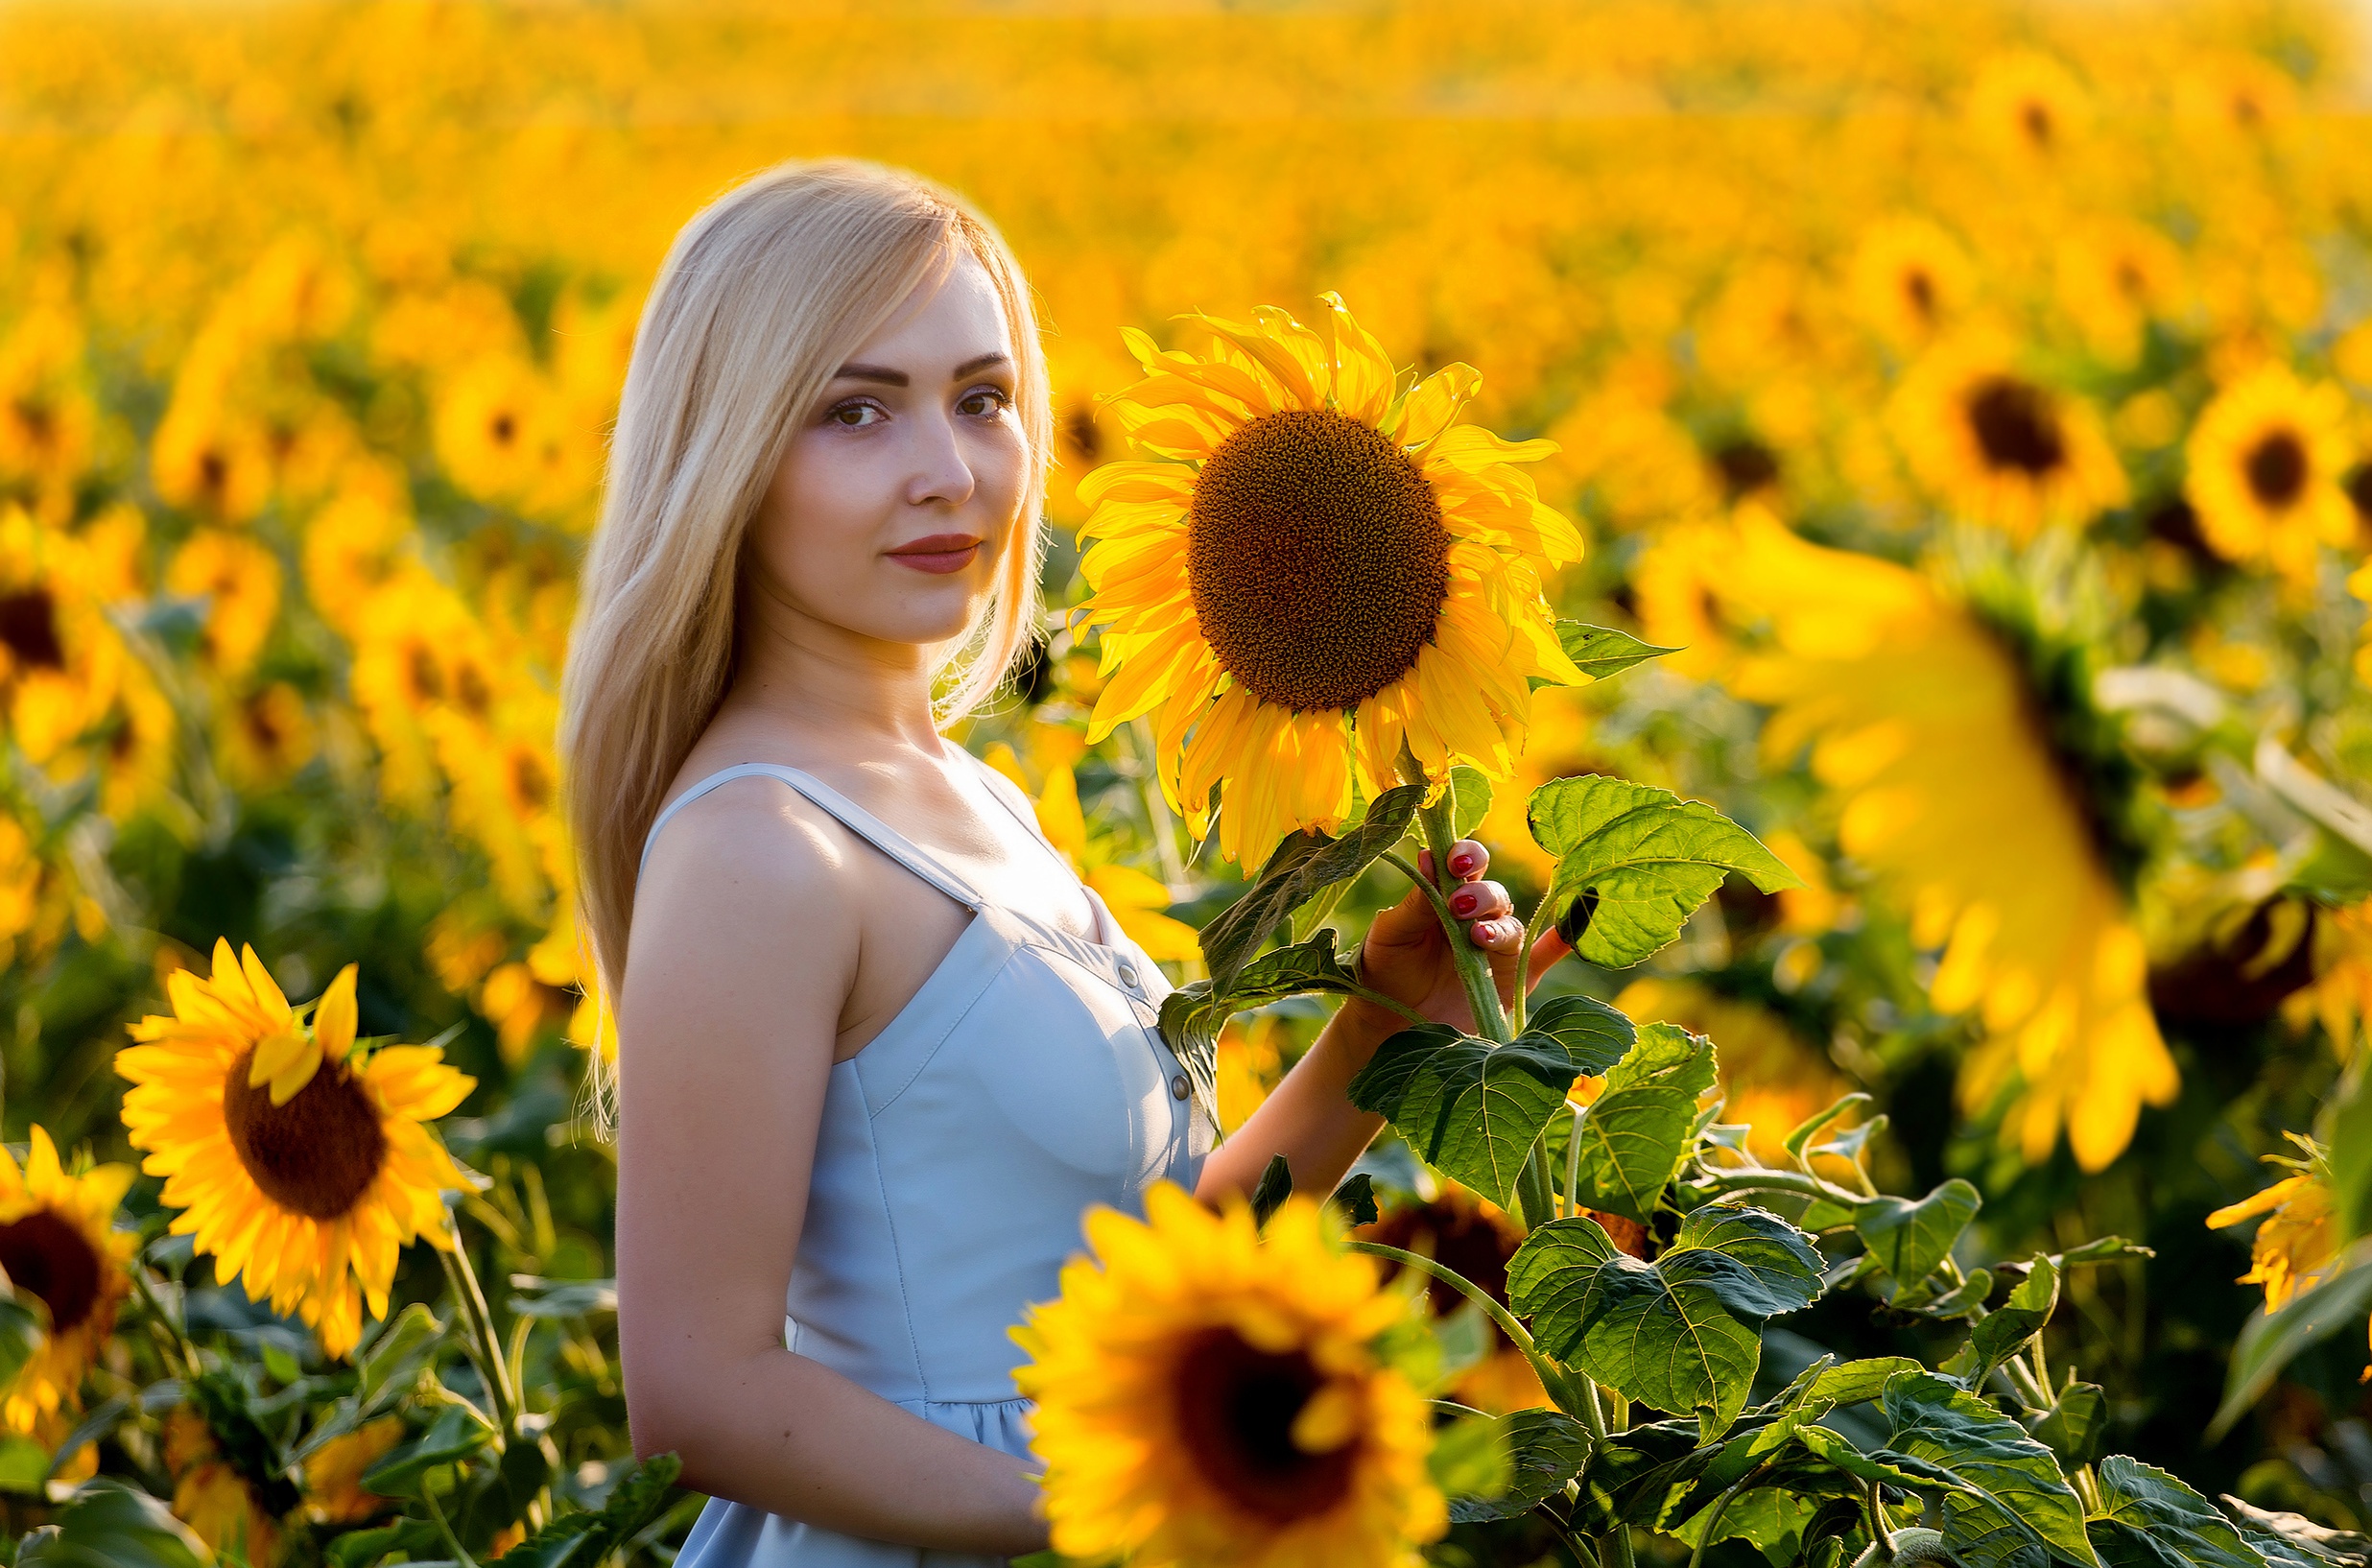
[2209, 1246, 2372, 1441]
[1449, 765, 1493, 841]
[509, 1280, 619, 1319]
[326, 1521, 439, 1568]
[1785, 1093, 1875, 1161]
[2220, 1495, 2372, 1568]
[40, 1396, 130, 1485]
[1855, 1179, 1981, 1301]
[1431, 1408, 1516, 1505]
[0, 1290, 39, 1397]
[501, 1454, 684, 1568]
[1967, 1256, 2059, 1390]
[1347, 1024, 1578, 1207]
[2321, 1066, 2372, 1245]
[1923, 1270, 1996, 1321]
[1559, 621, 1680, 680]
[1877, 1371, 2092, 1568]
[1446, 1409, 1596, 1524]
[1528, 775, 1801, 968]
[0, 1436, 47, 1495]
[1529, 994, 1639, 1077]
[2023, 1383, 2107, 1470]
[1197, 784, 1424, 992]
[1507, 1206, 1820, 1438]
[1329, 1173, 1380, 1227]
[16, 1483, 213, 1568]
[2052, 1238, 2155, 1270]
[1699, 1357, 1925, 1493]
[1570, 1418, 1720, 1533]
[1566, 1023, 1715, 1224]
[359, 1405, 493, 1500]
[1250, 1154, 1293, 1225]
[2086, 1455, 2265, 1568]
[1159, 930, 1367, 1108]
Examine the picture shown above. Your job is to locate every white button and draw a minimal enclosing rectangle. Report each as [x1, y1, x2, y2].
[1117, 961, 1139, 989]
[1171, 1074, 1190, 1101]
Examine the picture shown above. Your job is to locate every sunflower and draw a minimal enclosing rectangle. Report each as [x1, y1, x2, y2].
[117, 940, 476, 1358]
[1849, 216, 1974, 351]
[2207, 1146, 2339, 1316]
[2184, 365, 2355, 583]
[1890, 335, 2128, 538]
[302, 1413, 405, 1525]
[0, 1127, 135, 1432]
[2055, 220, 2186, 368]
[1012, 1182, 1445, 1568]
[163, 1404, 289, 1565]
[165, 529, 284, 677]
[1967, 51, 2093, 162]
[1075, 295, 1585, 867]
[1709, 511, 2174, 1171]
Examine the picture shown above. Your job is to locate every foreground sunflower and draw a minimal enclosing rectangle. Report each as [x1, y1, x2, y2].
[118, 940, 476, 1357]
[1075, 295, 1584, 867]
[1013, 1183, 1444, 1568]
[2184, 364, 2355, 583]
[0, 1126, 135, 1431]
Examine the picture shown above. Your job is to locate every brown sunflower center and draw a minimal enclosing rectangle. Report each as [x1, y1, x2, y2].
[0, 1207, 103, 1332]
[1171, 1326, 1359, 1524]
[222, 1046, 388, 1221]
[2245, 430, 2309, 509]
[1966, 376, 2066, 476]
[1188, 409, 1449, 714]
[0, 589, 64, 671]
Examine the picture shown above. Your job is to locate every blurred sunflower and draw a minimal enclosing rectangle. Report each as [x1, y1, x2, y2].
[117, 940, 476, 1357]
[1849, 216, 1974, 351]
[0, 307, 98, 521]
[1075, 294, 1584, 867]
[1891, 336, 2127, 538]
[1712, 511, 2173, 1170]
[1968, 51, 2093, 161]
[166, 529, 284, 677]
[164, 1403, 290, 1564]
[1013, 1183, 1444, 1568]
[2207, 1140, 2341, 1316]
[0, 1127, 135, 1432]
[302, 1414, 404, 1525]
[2184, 365, 2355, 582]
[2055, 220, 2186, 368]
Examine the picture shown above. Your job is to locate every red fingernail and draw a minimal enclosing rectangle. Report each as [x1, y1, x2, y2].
[1451, 891, 1479, 916]
[1449, 850, 1480, 876]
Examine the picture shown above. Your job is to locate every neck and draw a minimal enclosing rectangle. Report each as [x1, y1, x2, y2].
[718, 582, 949, 759]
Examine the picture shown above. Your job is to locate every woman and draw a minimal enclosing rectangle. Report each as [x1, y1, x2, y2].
[562, 159, 1554, 1566]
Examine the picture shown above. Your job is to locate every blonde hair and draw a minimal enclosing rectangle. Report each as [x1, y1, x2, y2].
[561, 158, 1050, 997]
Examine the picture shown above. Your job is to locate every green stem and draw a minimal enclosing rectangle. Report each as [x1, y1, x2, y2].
[1351, 1241, 1586, 1415]
[1565, 1101, 1586, 1221]
[129, 1259, 201, 1381]
[1867, 1479, 1899, 1558]
[1518, 1143, 1557, 1234]
[421, 1475, 482, 1568]
[1695, 1166, 1868, 1210]
[442, 1221, 517, 1437]
[1412, 789, 1509, 1044]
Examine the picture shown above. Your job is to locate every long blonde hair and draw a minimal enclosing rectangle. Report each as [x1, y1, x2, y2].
[561, 158, 1051, 997]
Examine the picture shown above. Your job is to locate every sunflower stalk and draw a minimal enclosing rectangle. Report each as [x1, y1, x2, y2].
[441, 1223, 517, 1439]
[1349, 1240, 1592, 1418]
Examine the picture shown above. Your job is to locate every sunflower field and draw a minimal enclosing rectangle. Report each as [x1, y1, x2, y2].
[3, 0, 2372, 1564]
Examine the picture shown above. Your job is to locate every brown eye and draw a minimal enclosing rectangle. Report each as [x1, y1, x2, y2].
[828, 400, 886, 428]
[959, 387, 1011, 417]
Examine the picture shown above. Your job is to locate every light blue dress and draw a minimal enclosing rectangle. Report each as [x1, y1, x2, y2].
[638, 755, 1213, 1568]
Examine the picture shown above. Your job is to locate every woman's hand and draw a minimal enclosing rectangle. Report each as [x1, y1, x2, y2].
[1350, 840, 1571, 1036]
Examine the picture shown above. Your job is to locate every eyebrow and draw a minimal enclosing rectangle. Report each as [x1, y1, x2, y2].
[832, 351, 1011, 388]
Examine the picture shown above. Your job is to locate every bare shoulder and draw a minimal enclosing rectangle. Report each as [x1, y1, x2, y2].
[624, 773, 862, 1009]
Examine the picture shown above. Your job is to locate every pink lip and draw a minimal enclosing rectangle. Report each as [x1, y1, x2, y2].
[887, 534, 982, 575]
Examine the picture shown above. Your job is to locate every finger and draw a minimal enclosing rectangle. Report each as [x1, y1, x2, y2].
[1448, 840, 1489, 881]
[1472, 915, 1525, 953]
[1526, 928, 1573, 988]
[1416, 847, 1435, 881]
[1447, 880, 1513, 923]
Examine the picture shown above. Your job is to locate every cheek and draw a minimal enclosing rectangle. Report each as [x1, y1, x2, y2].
[757, 434, 873, 586]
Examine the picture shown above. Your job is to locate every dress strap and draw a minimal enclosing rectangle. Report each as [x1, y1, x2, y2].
[638, 763, 982, 910]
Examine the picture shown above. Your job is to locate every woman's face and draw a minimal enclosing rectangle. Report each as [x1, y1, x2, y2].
[749, 253, 1029, 653]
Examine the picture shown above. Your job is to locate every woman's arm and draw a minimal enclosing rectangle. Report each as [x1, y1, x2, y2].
[1197, 841, 1570, 1204]
[615, 784, 1047, 1557]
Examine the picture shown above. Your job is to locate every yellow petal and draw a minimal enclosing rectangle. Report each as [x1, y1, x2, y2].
[240, 944, 294, 1026]
[315, 964, 359, 1062]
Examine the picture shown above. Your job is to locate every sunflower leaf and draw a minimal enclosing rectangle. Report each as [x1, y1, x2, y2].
[1158, 929, 1367, 1108]
[500, 1453, 683, 1568]
[1449, 765, 1492, 840]
[1507, 1206, 1822, 1438]
[15, 1482, 211, 1568]
[0, 1289, 37, 1397]
[359, 1404, 493, 1500]
[1328, 1172, 1380, 1227]
[2087, 1455, 2265, 1568]
[1875, 1371, 2092, 1568]
[1198, 783, 1424, 991]
[1346, 1024, 1579, 1208]
[1446, 1408, 1597, 1524]
[2220, 1496, 2372, 1568]
[2209, 1246, 2372, 1440]
[1966, 1255, 2059, 1390]
[1528, 993, 1639, 1077]
[1567, 1023, 1715, 1223]
[1854, 1178, 1982, 1300]
[1249, 1154, 1293, 1225]
[2023, 1382, 2108, 1469]
[1558, 621, 1681, 680]
[1529, 775, 1801, 969]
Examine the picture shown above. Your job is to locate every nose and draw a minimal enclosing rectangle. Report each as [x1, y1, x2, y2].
[904, 402, 978, 510]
